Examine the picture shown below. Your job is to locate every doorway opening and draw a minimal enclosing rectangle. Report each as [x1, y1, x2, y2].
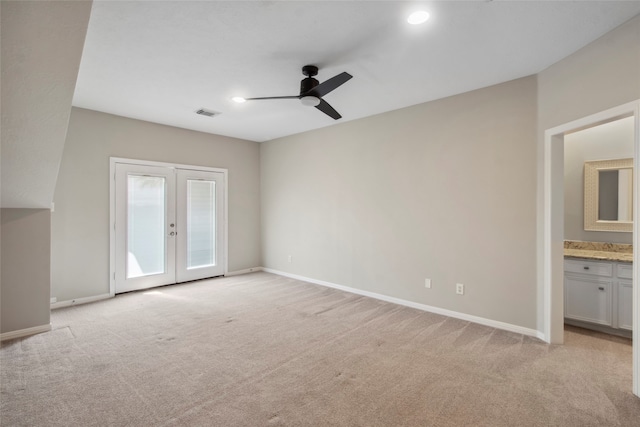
[543, 100, 640, 397]
[563, 117, 634, 341]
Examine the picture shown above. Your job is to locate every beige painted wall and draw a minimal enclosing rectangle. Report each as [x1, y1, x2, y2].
[1, 1, 90, 336]
[1, 209, 51, 333]
[10, 9, 638, 337]
[537, 14, 640, 331]
[51, 108, 261, 302]
[538, 15, 640, 131]
[564, 117, 634, 244]
[261, 76, 538, 329]
[1, 0, 91, 208]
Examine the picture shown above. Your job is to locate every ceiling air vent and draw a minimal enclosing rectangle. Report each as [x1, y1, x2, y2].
[196, 108, 220, 117]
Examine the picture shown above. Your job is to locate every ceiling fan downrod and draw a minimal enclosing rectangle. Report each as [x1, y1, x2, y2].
[300, 65, 320, 95]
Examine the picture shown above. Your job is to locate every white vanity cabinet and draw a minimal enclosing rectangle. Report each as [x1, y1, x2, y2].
[564, 258, 632, 333]
[617, 263, 633, 331]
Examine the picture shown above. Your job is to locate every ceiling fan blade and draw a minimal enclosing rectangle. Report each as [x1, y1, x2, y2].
[245, 95, 299, 101]
[315, 98, 342, 120]
[305, 72, 352, 98]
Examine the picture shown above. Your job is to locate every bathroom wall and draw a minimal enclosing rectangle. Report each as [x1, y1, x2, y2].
[564, 116, 634, 244]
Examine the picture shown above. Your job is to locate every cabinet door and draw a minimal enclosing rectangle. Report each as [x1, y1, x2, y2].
[618, 280, 633, 330]
[564, 274, 612, 326]
[617, 263, 632, 280]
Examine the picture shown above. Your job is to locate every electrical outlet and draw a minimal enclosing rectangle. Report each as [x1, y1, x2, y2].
[456, 283, 464, 295]
[425, 278, 431, 289]
[288, 255, 292, 263]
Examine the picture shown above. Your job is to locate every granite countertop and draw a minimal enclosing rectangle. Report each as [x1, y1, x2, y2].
[564, 241, 633, 263]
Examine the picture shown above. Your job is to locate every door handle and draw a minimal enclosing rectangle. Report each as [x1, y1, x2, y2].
[169, 231, 176, 236]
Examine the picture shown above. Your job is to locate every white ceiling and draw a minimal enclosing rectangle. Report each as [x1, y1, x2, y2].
[73, 1, 640, 143]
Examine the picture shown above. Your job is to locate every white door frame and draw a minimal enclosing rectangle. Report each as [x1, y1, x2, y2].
[542, 100, 640, 396]
[109, 157, 228, 295]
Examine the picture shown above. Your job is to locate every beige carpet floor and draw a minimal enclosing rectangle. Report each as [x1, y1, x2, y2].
[1, 272, 638, 426]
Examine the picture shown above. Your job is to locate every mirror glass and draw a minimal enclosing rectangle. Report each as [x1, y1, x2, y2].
[584, 158, 633, 232]
[598, 169, 633, 221]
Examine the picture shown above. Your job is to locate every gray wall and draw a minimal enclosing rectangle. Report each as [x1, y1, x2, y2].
[51, 108, 261, 302]
[537, 15, 640, 131]
[564, 117, 634, 244]
[537, 14, 640, 331]
[0, 1, 90, 336]
[1, 0, 91, 208]
[6, 9, 639, 337]
[1, 209, 51, 333]
[261, 76, 538, 329]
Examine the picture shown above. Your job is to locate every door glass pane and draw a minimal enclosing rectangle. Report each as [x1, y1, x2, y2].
[127, 175, 166, 278]
[187, 180, 216, 269]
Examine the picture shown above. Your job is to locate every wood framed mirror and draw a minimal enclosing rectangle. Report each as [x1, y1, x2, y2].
[584, 158, 633, 232]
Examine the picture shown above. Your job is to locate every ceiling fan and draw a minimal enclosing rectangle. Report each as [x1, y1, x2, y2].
[235, 65, 353, 120]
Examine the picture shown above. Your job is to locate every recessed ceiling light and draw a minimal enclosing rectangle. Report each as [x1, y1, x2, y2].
[407, 10, 430, 25]
[232, 96, 246, 103]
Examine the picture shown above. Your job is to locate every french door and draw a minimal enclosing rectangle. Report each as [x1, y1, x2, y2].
[112, 160, 226, 294]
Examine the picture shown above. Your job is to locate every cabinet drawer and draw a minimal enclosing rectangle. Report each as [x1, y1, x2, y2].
[617, 263, 633, 280]
[564, 259, 613, 277]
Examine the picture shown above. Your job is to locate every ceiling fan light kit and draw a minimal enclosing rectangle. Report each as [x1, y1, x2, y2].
[300, 96, 320, 107]
[237, 65, 352, 120]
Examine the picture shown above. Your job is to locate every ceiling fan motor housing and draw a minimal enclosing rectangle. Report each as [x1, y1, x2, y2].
[300, 77, 319, 95]
[300, 65, 319, 95]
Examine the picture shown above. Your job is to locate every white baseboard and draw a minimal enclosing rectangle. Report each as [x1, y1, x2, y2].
[263, 268, 543, 339]
[50, 271, 266, 309]
[534, 330, 547, 341]
[51, 293, 112, 309]
[1, 323, 52, 341]
[226, 267, 263, 276]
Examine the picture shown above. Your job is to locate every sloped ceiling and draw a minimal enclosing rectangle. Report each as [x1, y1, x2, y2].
[1, 1, 92, 208]
[73, 1, 640, 142]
